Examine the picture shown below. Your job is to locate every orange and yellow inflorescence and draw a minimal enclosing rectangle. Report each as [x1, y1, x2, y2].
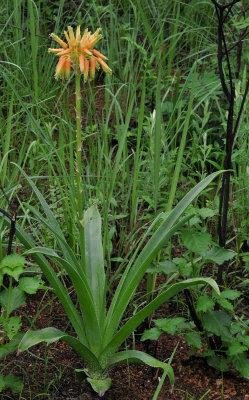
[49, 26, 112, 82]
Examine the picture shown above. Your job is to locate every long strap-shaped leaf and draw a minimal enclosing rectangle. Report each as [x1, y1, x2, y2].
[101, 277, 219, 363]
[23, 246, 102, 355]
[14, 165, 81, 272]
[84, 206, 106, 330]
[2, 218, 86, 342]
[106, 350, 174, 384]
[19, 327, 103, 377]
[104, 171, 223, 342]
[26, 204, 82, 275]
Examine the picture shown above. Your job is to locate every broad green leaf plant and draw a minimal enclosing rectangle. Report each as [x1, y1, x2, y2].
[11, 170, 221, 396]
[1, 26, 221, 396]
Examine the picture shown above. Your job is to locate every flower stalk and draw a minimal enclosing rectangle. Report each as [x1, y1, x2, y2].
[49, 26, 112, 271]
[75, 72, 85, 270]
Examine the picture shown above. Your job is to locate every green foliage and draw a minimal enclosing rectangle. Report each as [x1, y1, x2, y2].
[0, 374, 23, 394]
[184, 332, 202, 349]
[0, 254, 25, 281]
[143, 284, 249, 378]
[196, 295, 214, 313]
[13, 172, 221, 395]
[181, 231, 212, 254]
[202, 310, 232, 339]
[1, 0, 249, 396]
[0, 253, 43, 395]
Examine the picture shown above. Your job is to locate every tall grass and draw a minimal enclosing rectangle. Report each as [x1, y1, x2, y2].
[0, 0, 228, 271]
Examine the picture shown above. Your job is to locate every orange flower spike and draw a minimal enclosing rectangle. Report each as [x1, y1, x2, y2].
[92, 49, 107, 60]
[65, 58, 71, 79]
[90, 58, 96, 79]
[84, 60, 89, 82]
[97, 57, 112, 74]
[50, 33, 68, 49]
[49, 26, 111, 81]
[79, 55, 84, 73]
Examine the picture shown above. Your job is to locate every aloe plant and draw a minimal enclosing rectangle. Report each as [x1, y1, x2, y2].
[0, 170, 222, 395]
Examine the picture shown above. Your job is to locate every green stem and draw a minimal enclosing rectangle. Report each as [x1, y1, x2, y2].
[75, 73, 85, 272]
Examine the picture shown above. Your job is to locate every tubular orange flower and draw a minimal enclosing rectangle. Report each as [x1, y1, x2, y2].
[65, 58, 71, 79]
[49, 26, 112, 81]
[84, 60, 89, 83]
[90, 58, 96, 79]
[79, 55, 84, 73]
[96, 57, 112, 74]
[55, 56, 66, 79]
[92, 49, 107, 60]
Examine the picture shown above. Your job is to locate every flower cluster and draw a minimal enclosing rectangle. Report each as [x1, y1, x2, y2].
[49, 26, 112, 81]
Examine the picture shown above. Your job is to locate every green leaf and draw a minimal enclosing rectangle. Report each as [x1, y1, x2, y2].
[173, 257, 192, 277]
[0, 254, 25, 281]
[207, 355, 229, 372]
[141, 328, 161, 341]
[107, 350, 174, 385]
[230, 322, 244, 335]
[220, 298, 234, 312]
[18, 327, 103, 377]
[196, 295, 214, 313]
[181, 230, 211, 254]
[204, 246, 235, 265]
[4, 375, 23, 394]
[202, 310, 232, 339]
[173, 257, 193, 278]
[231, 353, 249, 378]
[84, 206, 105, 326]
[105, 171, 223, 345]
[15, 166, 79, 270]
[180, 264, 192, 278]
[101, 277, 220, 364]
[155, 317, 186, 335]
[221, 289, 242, 300]
[5, 316, 22, 340]
[240, 336, 249, 348]
[0, 254, 25, 269]
[146, 260, 177, 275]
[0, 373, 23, 394]
[18, 276, 44, 294]
[0, 287, 26, 314]
[152, 345, 177, 400]
[184, 332, 202, 349]
[75, 369, 87, 382]
[1, 266, 24, 281]
[0, 333, 23, 358]
[22, 246, 101, 352]
[228, 343, 247, 356]
[196, 208, 217, 219]
[87, 377, 111, 396]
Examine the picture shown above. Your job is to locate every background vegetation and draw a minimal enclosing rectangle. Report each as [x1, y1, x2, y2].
[0, 0, 249, 398]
